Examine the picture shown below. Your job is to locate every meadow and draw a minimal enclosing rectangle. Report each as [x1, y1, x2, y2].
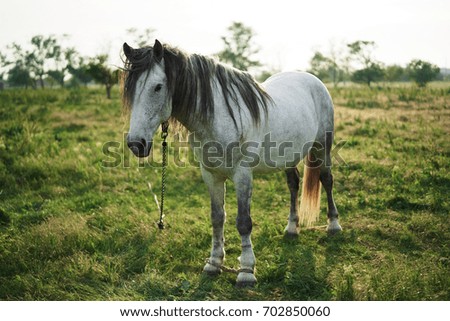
[0, 83, 448, 300]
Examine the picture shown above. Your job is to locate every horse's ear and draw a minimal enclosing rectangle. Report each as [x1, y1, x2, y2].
[123, 42, 134, 59]
[154, 39, 164, 62]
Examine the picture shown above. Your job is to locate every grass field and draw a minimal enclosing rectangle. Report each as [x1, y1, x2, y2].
[0, 83, 449, 300]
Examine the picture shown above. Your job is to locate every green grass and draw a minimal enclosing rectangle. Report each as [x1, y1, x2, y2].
[0, 84, 449, 300]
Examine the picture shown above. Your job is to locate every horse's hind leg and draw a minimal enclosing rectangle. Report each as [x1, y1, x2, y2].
[201, 168, 226, 276]
[320, 167, 342, 234]
[314, 132, 342, 234]
[285, 167, 300, 235]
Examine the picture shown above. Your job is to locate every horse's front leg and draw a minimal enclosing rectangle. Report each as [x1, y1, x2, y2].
[201, 167, 226, 276]
[233, 168, 257, 287]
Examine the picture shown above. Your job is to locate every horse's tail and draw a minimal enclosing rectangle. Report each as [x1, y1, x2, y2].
[299, 152, 322, 227]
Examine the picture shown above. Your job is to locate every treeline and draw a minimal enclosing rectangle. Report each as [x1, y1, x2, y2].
[308, 40, 443, 88]
[0, 23, 446, 97]
[0, 35, 118, 98]
[214, 23, 444, 88]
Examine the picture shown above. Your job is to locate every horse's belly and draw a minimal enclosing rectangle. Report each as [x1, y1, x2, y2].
[243, 110, 316, 173]
[249, 137, 314, 173]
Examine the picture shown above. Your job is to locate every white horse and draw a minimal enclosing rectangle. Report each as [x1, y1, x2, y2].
[122, 39, 342, 287]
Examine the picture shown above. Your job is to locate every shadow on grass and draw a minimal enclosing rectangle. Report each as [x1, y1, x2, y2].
[182, 230, 360, 300]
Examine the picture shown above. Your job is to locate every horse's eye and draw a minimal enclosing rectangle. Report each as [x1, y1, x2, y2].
[155, 84, 163, 92]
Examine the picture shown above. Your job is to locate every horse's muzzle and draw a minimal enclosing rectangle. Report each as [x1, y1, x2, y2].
[127, 138, 152, 158]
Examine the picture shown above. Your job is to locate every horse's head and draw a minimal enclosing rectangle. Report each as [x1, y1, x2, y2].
[122, 39, 172, 157]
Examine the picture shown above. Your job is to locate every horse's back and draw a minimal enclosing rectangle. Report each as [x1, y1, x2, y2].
[261, 71, 334, 140]
[263, 71, 332, 113]
[235, 72, 334, 172]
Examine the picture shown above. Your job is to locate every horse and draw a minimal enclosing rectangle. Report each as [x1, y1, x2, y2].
[121, 39, 342, 287]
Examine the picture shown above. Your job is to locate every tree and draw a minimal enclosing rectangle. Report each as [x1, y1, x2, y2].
[309, 50, 347, 86]
[67, 56, 93, 86]
[28, 35, 60, 88]
[309, 51, 332, 81]
[47, 43, 79, 88]
[87, 55, 118, 99]
[217, 22, 261, 71]
[0, 51, 6, 90]
[308, 41, 350, 87]
[6, 43, 34, 88]
[407, 59, 440, 87]
[384, 64, 406, 82]
[2, 35, 77, 89]
[351, 63, 384, 87]
[7, 64, 33, 88]
[347, 40, 383, 87]
[347, 41, 376, 67]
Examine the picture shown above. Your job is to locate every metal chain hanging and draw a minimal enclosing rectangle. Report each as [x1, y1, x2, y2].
[157, 121, 169, 230]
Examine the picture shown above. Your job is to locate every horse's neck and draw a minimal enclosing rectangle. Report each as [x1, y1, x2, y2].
[173, 83, 243, 142]
[172, 104, 204, 134]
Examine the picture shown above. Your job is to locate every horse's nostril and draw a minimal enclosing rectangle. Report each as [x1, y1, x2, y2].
[127, 139, 146, 149]
[127, 138, 150, 158]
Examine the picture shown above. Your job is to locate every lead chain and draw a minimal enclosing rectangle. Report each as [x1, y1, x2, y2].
[157, 122, 169, 230]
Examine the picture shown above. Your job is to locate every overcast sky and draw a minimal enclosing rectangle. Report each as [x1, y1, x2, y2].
[0, 0, 449, 71]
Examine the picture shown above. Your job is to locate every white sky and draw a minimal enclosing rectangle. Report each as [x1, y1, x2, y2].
[0, 0, 449, 71]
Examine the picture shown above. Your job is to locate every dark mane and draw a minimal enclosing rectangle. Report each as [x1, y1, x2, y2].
[122, 43, 271, 127]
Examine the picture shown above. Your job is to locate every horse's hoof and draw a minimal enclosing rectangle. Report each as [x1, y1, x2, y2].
[327, 223, 342, 235]
[236, 272, 257, 288]
[284, 222, 299, 236]
[203, 263, 222, 276]
[284, 229, 299, 237]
